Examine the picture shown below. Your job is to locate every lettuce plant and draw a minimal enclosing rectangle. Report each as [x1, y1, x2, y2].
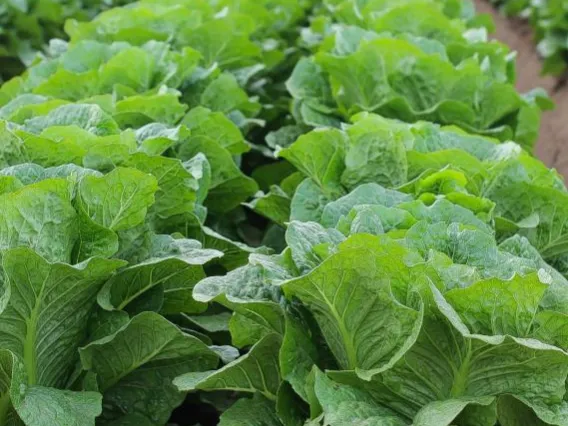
[0, 0, 566, 425]
[287, 0, 552, 150]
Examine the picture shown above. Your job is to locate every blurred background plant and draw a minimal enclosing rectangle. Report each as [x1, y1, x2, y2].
[0, 0, 131, 81]
[490, 0, 568, 75]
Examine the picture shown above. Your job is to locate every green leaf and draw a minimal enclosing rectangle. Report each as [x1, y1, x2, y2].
[320, 183, 412, 228]
[193, 255, 289, 342]
[413, 398, 496, 426]
[200, 73, 258, 116]
[123, 153, 199, 225]
[174, 333, 282, 401]
[79, 312, 219, 424]
[346, 282, 568, 421]
[229, 313, 273, 349]
[286, 58, 334, 107]
[73, 207, 120, 263]
[0, 121, 26, 168]
[183, 224, 265, 271]
[97, 237, 222, 314]
[313, 369, 406, 426]
[181, 18, 260, 69]
[11, 381, 102, 426]
[336, 204, 417, 236]
[0, 248, 124, 389]
[371, 3, 464, 44]
[0, 351, 20, 425]
[341, 114, 408, 188]
[175, 130, 257, 213]
[113, 92, 187, 127]
[181, 106, 249, 155]
[289, 179, 332, 223]
[278, 128, 346, 195]
[405, 222, 534, 283]
[24, 104, 120, 136]
[245, 185, 292, 226]
[0, 178, 76, 263]
[78, 167, 158, 232]
[182, 312, 232, 334]
[316, 40, 396, 115]
[444, 273, 548, 337]
[32, 69, 100, 102]
[497, 395, 547, 426]
[285, 221, 345, 273]
[279, 310, 335, 403]
[87, 310, 130, 344]
[282, 239, 423, 379]
[276, 381, 308, 426]
[218, 394, 282, 426]
[486, 179, 568, 262]
[135, 123, 179, 155]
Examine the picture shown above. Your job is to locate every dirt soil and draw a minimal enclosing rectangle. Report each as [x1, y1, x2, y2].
[474, 0, 568, 176]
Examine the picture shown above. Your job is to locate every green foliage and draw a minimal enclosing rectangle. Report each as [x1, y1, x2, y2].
[0, 1, 135, 81]
[0, 0, 566, 425]
[491, 0, 568, 75]
[288, 0, 550, 150]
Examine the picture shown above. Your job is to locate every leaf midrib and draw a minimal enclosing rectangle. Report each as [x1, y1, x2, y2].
[312, 277, 358, 370]
[23, 265, 48, 387]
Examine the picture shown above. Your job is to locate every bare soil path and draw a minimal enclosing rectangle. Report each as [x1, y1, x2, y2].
[474, 0, 568, 176]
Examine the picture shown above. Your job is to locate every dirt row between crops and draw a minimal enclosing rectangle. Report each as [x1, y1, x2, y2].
[474, 0, 568, 176]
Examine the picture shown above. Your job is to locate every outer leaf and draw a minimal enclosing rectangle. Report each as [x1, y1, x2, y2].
[444, 273, 547, 336]
[175, 131, 257, 213]
[193, 252, 292, 344]
[97, 238, 222, 314]
[181, 19, 261, 69]
[413, 398, 496, 426]
[0, 248, 125, 389]
[313, 369, 406, 426]
[282, 240, 423, 379]
[11, 380, 102, 426]
[79, 312, 219, 424]
[244, 185, 293, 226]
[497, 395, 547, 426]
[181, 106, 249, 155]
[341, 113, 408, 189]
[0, 350, 20, 426]
[276, 381, 308, 426]
[289, 178, 332, 223]
[24, 104, 120, 136]
[78, 167, 158, 232]
[174, 333, 282, 401]
[123, 153, 200, 225]
[0, 178, 76, 263]
[279, 310, 336, 403]
[218, 394, 282, 426]
[319, 183, 412, 228]
[285, 221, 345, 273]
[278, 128, 346, 195]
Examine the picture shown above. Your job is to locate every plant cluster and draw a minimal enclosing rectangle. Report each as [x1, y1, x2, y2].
[0, 1, 138, 81]
[491, 0, 568, 75]
[0, 0, 566, 425]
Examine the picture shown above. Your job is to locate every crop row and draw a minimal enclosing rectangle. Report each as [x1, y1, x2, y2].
[491, 0, 568, 75]
[0, 1, 567, 425]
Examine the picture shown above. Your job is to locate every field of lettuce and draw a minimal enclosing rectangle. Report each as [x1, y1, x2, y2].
[2, 0, 568, 425]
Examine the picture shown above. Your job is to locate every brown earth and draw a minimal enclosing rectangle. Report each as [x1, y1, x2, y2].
[474, 0, 568, 176]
